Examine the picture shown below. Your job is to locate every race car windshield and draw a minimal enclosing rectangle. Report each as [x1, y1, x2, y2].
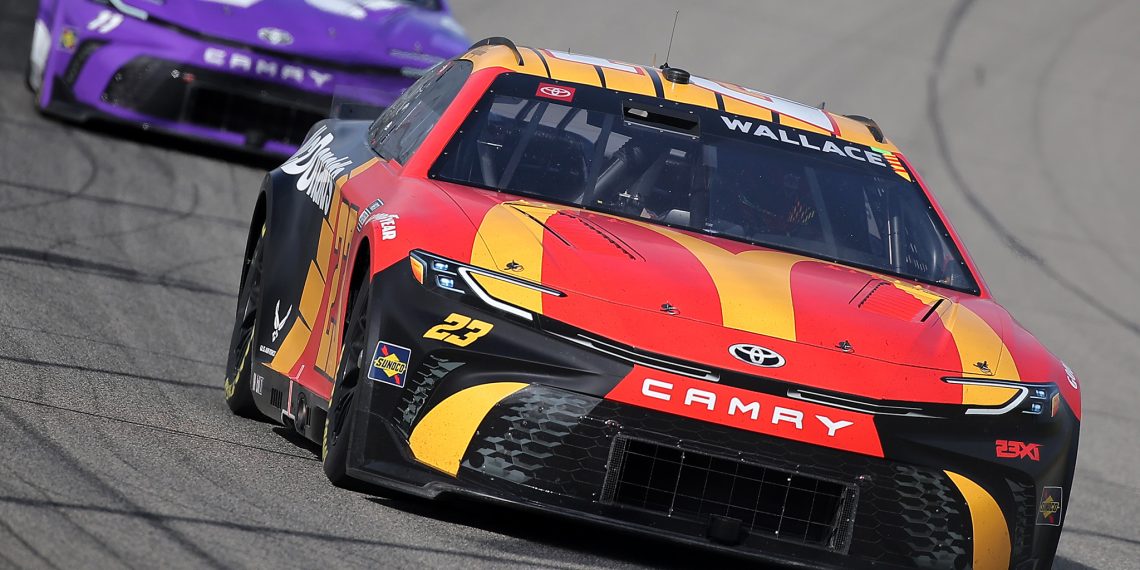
[430, 73, 979, 293]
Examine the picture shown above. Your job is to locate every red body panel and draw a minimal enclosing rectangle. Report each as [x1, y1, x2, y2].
[280, 64, 1081, 423]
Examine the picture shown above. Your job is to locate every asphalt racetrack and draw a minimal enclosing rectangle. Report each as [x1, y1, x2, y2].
[1, 1, 1138, 568]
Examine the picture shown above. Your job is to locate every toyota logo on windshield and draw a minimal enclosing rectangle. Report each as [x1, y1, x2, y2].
[540, 86, 571, 98]
[535, 82, 576, 102]
[729, 344, 786, 368]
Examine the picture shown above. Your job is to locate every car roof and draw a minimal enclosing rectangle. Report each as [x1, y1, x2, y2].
[459, 43, 900, 152]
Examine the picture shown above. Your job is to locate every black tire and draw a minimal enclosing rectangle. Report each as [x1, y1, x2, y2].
[223, 226, 265, 416]
[25, 58, 38, 95]
[322, 275, 372, 487]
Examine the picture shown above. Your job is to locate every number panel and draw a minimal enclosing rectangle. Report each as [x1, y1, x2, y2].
[424, 313, 494, 347]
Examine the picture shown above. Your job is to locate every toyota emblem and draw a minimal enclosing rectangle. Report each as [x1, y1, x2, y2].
[540, 86, 572, 98]
[729, 343, 786, 368]
[258, 27, 294, 46]
[536, 82, 576, 101]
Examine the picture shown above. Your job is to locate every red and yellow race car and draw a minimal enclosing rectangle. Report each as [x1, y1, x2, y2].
[223, 37, 1080, 569]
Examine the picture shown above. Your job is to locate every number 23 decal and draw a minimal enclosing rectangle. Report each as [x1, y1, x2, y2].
[423, 313, 493, 347]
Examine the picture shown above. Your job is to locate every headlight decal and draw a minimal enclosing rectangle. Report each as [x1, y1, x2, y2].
[107, 0, 150, 20]
[409, 250, 563, 321]
[943, 377, 1059, 417]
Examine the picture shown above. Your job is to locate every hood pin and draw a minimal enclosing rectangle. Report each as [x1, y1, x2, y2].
[660, 303, 679, 316]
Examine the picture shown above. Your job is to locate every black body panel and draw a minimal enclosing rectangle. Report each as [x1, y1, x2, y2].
[321, 259, 1079, 569]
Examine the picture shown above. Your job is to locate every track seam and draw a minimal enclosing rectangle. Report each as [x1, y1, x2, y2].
[1027, 1, 1139, 281]
[0, 514, 62, 570]
[0, 496, 581, 568]
[0, 399, 231, 569]
[927, 0, 1140, 339]
[0, 394, 319, 462]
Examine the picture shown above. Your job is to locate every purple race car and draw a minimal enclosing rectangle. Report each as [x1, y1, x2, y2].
[27, 0, 469, 155]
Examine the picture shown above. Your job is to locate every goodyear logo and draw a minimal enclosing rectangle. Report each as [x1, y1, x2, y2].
[367, 341, 411, 387]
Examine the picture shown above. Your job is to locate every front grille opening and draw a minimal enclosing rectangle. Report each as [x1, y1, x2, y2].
[101, 57, 335, 148]
[186, 87, 324, 147]
[604, 437, 857, 552]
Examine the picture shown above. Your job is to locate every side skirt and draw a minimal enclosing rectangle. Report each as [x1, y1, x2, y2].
[251, 362, 329, 444]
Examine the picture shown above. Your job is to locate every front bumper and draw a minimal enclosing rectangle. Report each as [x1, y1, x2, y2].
[39, 4, 412, 154]
[345, 261, 1078, 569]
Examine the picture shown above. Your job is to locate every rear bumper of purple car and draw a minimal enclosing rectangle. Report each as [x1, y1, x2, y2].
[36, 2, 419, 155]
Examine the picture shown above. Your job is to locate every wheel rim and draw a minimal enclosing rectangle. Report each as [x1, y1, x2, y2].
[232, 253, 261, 369]
[225, 238, 263, 396]
[329, 293, 368, 447]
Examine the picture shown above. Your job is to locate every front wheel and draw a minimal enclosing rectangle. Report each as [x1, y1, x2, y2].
[223, 226, 265, 416]
[322, 275, 372, 487]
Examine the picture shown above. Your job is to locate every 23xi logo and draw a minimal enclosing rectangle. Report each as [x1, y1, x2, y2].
[729, 344, 785, 368]
[995, 439, 1041, 461]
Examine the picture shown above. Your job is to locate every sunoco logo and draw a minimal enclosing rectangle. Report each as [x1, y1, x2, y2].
[729, 343, 785, 368]
[367, 341, 411, 388]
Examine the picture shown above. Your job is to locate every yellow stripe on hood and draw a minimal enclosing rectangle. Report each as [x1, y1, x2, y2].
[631, 221, 804, 341]
[938, 303, 1021, 406]
[470, 202, 560, 314]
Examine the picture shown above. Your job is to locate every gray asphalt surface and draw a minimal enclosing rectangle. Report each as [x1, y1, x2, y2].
[1, 1, 1136, 568]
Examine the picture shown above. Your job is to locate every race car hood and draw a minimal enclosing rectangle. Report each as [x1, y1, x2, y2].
[128, 0, 468, 68]
[448, 189, 1029, 381]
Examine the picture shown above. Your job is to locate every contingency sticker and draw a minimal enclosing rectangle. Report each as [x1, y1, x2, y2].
[367, 341, 411, 387]
[59, 28, 78, 51]
[1036, 486, 1063, 526]
[874, 148, 913, 181]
